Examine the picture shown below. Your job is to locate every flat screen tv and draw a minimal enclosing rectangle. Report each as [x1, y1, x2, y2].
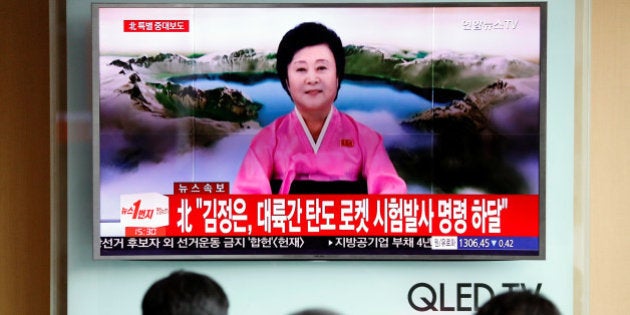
[92, 2, 546, 260]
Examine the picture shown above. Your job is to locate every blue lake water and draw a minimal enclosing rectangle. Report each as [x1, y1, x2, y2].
[171, 77, 438, 126]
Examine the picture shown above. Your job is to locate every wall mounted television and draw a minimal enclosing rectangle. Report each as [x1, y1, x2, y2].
[92, 2, 546, 260]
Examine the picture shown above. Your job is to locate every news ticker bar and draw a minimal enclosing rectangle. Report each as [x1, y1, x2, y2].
[120, 194, 539, 237]
[100, 236, 539, 256]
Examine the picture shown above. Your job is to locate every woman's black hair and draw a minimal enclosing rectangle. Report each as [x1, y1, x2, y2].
[276, 22, 345, 100]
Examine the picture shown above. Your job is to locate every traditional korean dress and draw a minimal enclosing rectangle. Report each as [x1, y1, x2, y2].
[233, 106, 406, 194]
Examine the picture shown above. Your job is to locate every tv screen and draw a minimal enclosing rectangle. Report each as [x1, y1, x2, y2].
[93, 2, 546, 260]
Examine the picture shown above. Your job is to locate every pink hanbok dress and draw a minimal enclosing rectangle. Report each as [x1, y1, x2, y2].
[233, 107, 406, 194]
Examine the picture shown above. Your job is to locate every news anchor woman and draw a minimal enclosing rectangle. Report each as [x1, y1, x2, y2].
[233, 22, 406, 194]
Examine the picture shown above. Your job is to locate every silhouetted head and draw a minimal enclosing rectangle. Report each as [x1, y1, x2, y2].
[290, 308, 341, 315]
[476, 291, 560, 315]
[142, 270, 228, 315]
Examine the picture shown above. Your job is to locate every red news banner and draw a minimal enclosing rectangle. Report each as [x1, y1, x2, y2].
[123, 20, 189, 32]
[122, 183, 538, 238]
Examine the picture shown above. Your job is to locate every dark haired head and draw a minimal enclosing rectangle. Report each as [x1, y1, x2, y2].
[142, 270, 229, 315]
[476, 291, 560, 315]
[290, 308, 341, 315]
[276, 22, 345, 100]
